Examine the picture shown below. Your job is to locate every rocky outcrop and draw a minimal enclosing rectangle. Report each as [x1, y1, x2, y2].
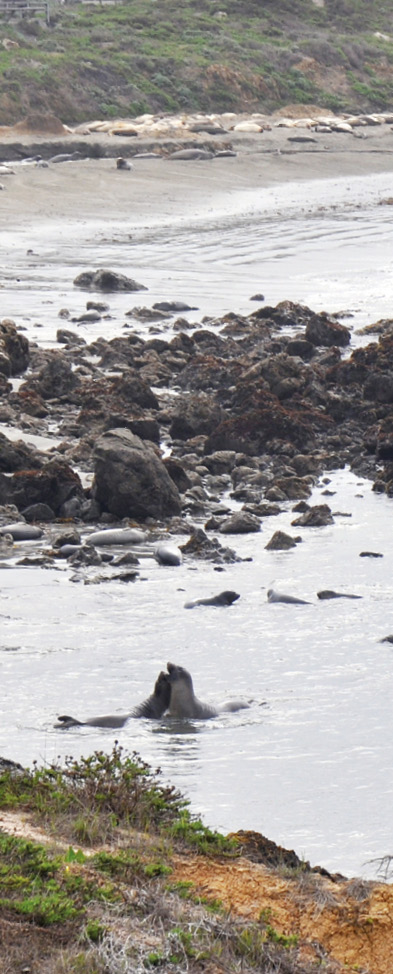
[73, 269, 147, 292]
[8, 460, 86, 518]
[92, 428, 181, 520]
[0, 319, 29, 376]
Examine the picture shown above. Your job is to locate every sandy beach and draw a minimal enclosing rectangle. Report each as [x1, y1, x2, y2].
[1, 122, 393, 230]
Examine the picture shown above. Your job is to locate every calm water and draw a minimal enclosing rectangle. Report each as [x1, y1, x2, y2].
[1, 168, 393, 879]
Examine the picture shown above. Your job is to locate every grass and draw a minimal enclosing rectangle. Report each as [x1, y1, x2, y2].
[0, 737, 389, 974]
[0, 745, 340, 974]
[0, 0, 392, 122]
[0, 744, 235, 852]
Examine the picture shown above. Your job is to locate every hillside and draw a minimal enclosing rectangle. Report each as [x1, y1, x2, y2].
[0, 0, 392, 125]
[1, 748, 393, 974]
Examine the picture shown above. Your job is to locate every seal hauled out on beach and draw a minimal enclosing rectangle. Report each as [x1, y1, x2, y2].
[267, 588, 311, 605]
[55, 670, 171, 729]
[166, 662, 249, 719]
[116, 157, 133, 170]
[184, 590, 240, 609]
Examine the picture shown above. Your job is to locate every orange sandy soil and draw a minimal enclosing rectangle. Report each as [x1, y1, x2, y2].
[172, 850, 393, 974]
[2, 809, 393, 974]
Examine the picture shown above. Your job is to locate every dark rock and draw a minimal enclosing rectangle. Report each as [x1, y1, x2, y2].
[305, 314, 351, 347]
[291, 504, 334, 527]
[0, 756, 24, 775]
[93, 428, 181, 521]
[163, 457, 192, 493]
[14, 387, 49, 418]
[57, 328, 87, 346]
[231, 829, 344, 881]
[265, 530, 300, 550]
[0, 433, 43, 472]
[180, 526, 242, 564]
[34, 351, 81, 400]
[73, 269, 147, 292]
[272, 476, 313, 500]
[203, 451, 237, 475]
[21, 503, 55, 522]
[170, 393, 224, 440]
[363, 372, 393, 403]
[0, 319, 30, 375]
[152, 301, 198, 312]
[68, 544, 103, 566]
[105, 415, 160, 444]
[219, 512, 261, 534]
[52, 530, 82, 548]
[286, 338, 315, 360]
[9, 461, 85, 517]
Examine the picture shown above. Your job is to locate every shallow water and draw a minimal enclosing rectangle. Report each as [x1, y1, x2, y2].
[2, 170, 393, 346]
[1, 168, 393, 880]
[1, 469, 393, 880]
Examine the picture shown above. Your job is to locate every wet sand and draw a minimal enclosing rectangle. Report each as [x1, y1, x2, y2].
[1, 124, 393, 230]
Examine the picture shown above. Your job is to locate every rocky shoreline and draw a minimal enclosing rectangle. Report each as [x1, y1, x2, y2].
[1, 285, 393, 566]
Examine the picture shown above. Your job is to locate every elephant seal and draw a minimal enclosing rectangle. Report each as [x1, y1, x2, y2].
[116, 157, 133, 170]
[154, 543, 182, 566]
[166, 662, 249, 719]
[0, 523, 43, 541]
[267, 588, 311, 605]
[55, 671, 171, 729]
[317, 590, 362, 600]
[87, 528, 147, 546]
[184, 590, 240, 609]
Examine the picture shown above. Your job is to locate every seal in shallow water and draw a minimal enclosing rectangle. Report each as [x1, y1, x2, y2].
[184, 590, 240, 609]
[55, 671, 171, 729]
[166, 662, 249, 719]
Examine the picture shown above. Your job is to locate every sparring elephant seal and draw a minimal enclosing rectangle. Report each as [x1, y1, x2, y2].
[55, 671, 171, 729]
[184, 590, 240, 609]
[166, 662, 249, 719]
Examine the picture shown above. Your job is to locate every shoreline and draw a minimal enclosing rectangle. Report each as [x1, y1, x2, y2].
[1, 122, 393, 231]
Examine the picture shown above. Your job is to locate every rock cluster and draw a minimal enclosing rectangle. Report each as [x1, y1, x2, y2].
[2, 295, 393, 548]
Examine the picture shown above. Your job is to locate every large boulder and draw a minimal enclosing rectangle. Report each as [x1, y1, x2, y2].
[73, 269, 147, 292]
[93, 428, 181, 520]
[9, 460, 85, 517]
[0, 319, 29, 375]
[304, 314, 350, 348]
[0, 433, 43, 472]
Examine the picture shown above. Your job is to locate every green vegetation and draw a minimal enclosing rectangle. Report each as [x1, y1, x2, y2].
[0, 744, 234, 853]
[0, 746, 327, 974]
[0, 0, 392, 123]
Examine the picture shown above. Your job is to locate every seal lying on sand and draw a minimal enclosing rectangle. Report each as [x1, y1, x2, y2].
[166, 662, 249, 719]
[267, 588, 311, 605]
[317, 590, 362, 600]
[55, 671, 171, 729]
[184, 590, 240, 609]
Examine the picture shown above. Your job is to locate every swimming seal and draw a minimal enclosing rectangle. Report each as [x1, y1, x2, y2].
[166, 662, 249, 719]
[267, 588, 311, 605]
[55, 671, 171, 729]
[184, 590, 240, 609]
